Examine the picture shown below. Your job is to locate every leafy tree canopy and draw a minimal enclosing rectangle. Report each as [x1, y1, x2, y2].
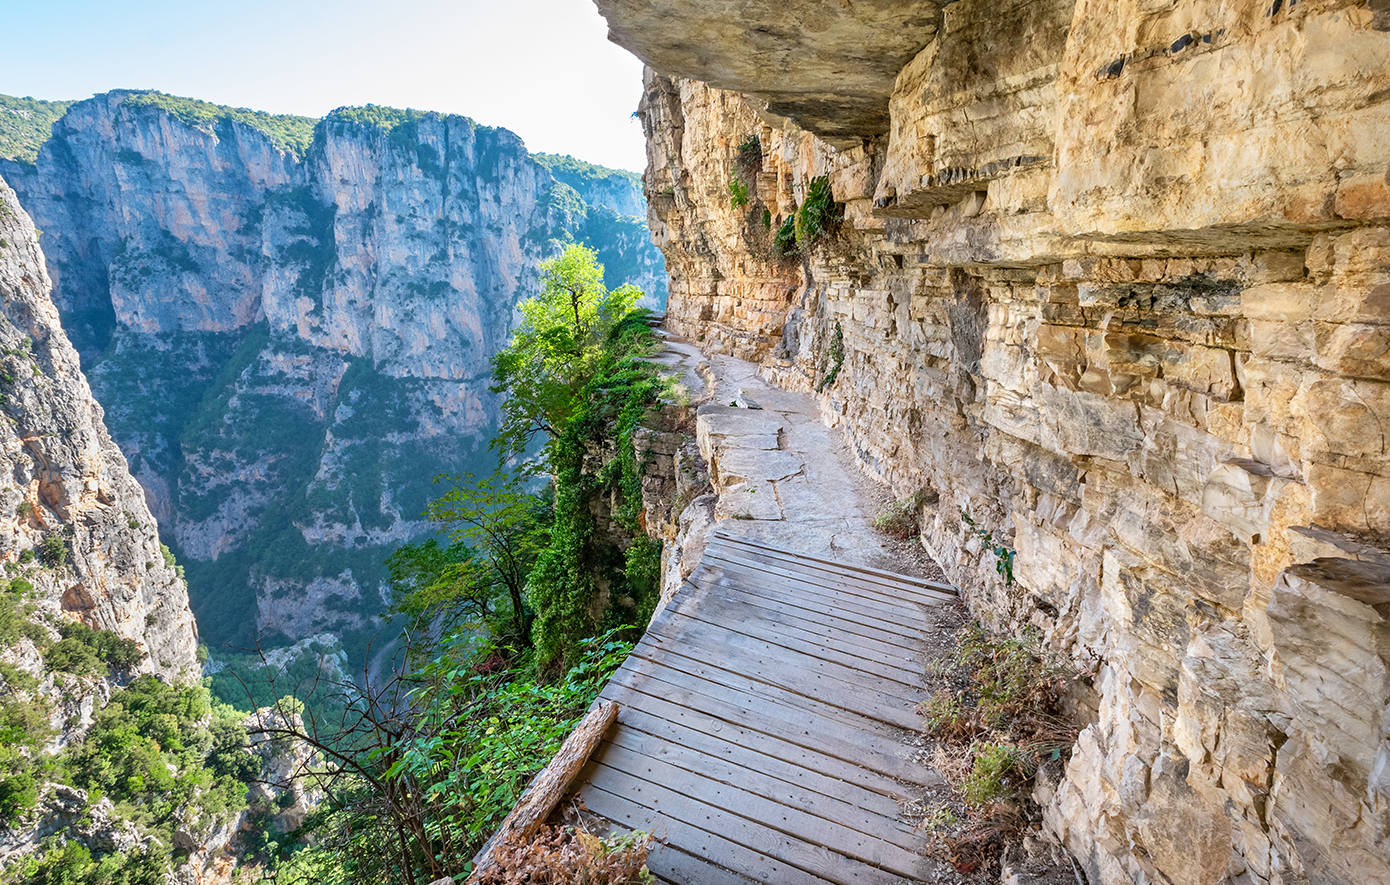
[491, 244, 645, 464]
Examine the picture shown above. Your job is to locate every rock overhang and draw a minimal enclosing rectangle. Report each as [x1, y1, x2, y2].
[592, 0, 942, 144]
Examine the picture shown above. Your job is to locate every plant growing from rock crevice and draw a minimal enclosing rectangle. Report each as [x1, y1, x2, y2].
[916, 622, 1082, 874]
[816, 322, 845, 393]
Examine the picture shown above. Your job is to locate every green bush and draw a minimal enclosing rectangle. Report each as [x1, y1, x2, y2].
[727, 175, 751, 209]
[773, 214, 798, 255]
[794, 174, 840, 249]
[37, 532, 67, 568]
[43, 637, 104, 676]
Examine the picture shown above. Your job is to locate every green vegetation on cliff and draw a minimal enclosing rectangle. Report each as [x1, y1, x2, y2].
[0, 95, 74, 163]
[533, 152, 642, 192]
[120, 91, 317, 155]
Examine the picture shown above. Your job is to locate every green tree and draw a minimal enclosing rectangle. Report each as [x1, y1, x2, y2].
[414, 473, 550, 647]
[491, 244, 643, 465]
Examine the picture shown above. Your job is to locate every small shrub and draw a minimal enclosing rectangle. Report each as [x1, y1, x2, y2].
[17, 549, 32, 565]
[15, 500, 32, 519]
[794, 174, 841, 250]
[773, 214, 798, 255]
[816, 322, 845, 393]
[727, 174, 751, 210]
[37, 532, 67, 568]
[873, 489, 929, 540]
[43, 637, 104, 676]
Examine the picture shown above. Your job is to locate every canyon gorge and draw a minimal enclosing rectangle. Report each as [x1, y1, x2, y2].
[0, 91, 664, 656]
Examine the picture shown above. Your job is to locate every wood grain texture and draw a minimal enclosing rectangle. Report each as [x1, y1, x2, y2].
[561, 536, 950, 883]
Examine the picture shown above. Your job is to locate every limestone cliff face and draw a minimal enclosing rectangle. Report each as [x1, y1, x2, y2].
[619, 0, 1390, 881]
[0, 174, 197, 683]
[0, 92, 665, 653]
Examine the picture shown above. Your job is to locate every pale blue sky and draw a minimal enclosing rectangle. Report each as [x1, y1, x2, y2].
[0, 0, 650, 171]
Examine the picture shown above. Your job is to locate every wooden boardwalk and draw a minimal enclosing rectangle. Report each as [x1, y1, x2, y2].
[568, 532, 957, 885]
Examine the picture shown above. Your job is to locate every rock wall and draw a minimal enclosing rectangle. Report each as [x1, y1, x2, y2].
[0, 174, 197, 682]
[618, 0, 1390, 881]
[0, 92, 665, 654]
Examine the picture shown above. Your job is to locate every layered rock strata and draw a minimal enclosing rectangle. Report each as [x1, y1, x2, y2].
[0, 174, 197, 682]
[615, 0, 1390, 881]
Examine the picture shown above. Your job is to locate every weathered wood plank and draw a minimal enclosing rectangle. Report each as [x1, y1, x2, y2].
[609, 709, 914, 820]
[602, 731, 922, 850]
[703, 550, 932, 626]
[606, 699, 920, 801]
[661, 601, 925, 689]
[591, 743, 925, 870]
[644, 845, 759, 885]
[669, 584, 925, 672]
[600, 663, 934, 783]
[712, 533, 959, 599]
[579, 783, 853, 885]
[706, 545, 950, 611]
[634, 613, 925, 721]
[691, 566, 927, 646]
[681, 573, 926, 658]
[583, 763, 924, 885]
[624, 639, 919, 738]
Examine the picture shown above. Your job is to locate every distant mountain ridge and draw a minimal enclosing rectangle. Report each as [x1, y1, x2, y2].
[0, 89, 665, 662]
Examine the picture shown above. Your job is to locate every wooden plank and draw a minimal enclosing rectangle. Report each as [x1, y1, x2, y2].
[592, 742, 924, 867]
[607, 699, 920, 801]
[579, 783, 856, 885]
[712, 533, 959, 599]
[707, 541, 953, 609]
[610, 707, 914, 821]
[644, 845, 759, 885]
[661, 601, 924, 689]
[603, 730, 921, 850]
[636, 613, 925, 720]
[670, 584, 925, 672]
[600, 664, 934, 784]
[625, 641, 917, 744]
[705, 545, 954, 612]
[626, 638, 921, 738]
[692, 563, 927, 643]
[681, 573, 926, 659]
[467, 700, 617, 882]
[703, 550, 931, 625]
[583, 762, 926, 884]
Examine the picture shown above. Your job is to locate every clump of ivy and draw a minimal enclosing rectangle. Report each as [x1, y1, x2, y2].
[816, 322, 845, 392]
[727, 175, 751, 210]
[961, 510, 1016, 585]
[795, 175, 840, 248]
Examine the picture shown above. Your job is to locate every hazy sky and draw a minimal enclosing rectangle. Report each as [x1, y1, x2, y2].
[0, 0, 651, 171]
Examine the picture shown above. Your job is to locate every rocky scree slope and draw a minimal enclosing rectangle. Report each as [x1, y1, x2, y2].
[609, 1, 1390, 883]
[0, 92, 665, 655]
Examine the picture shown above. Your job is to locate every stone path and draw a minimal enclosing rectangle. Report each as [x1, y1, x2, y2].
[693, 347, 935, 576]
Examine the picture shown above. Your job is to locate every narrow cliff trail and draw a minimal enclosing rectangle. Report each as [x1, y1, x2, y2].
[665, 334, 946, 582]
